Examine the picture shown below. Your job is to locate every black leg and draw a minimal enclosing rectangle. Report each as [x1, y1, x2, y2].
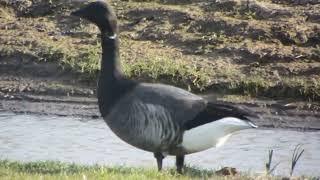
[176, 155, 184, 174]
[154, 152, 164, 171]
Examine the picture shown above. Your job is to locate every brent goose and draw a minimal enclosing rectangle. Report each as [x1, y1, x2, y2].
[71, 1, 258, 173]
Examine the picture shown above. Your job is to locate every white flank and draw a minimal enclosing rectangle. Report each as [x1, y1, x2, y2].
[181, 117, 254, 154]
[215, 134, 232, 148]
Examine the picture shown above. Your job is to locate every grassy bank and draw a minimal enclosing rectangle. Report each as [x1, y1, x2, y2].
[1, 160, 310, 180]
[0, 0, 319, 101]
[0, 160, 245, 180]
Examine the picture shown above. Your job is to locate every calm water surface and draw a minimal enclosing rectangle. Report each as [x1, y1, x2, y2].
[0, 112, 319, 176]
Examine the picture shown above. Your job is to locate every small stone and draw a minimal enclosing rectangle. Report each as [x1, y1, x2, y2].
[215, 167, 238, 176]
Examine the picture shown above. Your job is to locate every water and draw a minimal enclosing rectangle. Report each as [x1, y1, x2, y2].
[0, 112, 319, 176]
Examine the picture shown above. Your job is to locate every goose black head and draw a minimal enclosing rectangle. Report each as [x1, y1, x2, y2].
[71, 1, 117, 35]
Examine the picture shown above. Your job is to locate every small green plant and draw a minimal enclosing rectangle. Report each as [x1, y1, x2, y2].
[290, 144, 304, 176]
[265, 150, 280, 175]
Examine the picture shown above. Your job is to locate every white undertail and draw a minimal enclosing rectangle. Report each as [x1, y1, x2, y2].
[181, 117, 255, 154]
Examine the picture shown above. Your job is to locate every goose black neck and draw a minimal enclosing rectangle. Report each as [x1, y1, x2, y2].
[98, 32, 137, 118]
[100, 33, 121, 78]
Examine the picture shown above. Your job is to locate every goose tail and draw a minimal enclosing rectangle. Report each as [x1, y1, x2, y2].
[181, 117, 257, 154]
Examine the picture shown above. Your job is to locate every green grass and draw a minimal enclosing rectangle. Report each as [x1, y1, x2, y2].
[2, 29, 320, 100]
[0, 160, 250, 180]
[0, 159, 317, 180]
[0, 146, 315, 180]
[122, 56, 212, 91]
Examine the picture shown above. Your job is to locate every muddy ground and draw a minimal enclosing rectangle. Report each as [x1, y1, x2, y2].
[1, 67, 319, 130]
[1, 88, 320, 131]
[0, 0, 319, 130]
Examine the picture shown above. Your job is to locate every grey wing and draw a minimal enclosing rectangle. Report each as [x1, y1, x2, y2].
[132, 83, 207, 126]
[130, 84, 257, 130]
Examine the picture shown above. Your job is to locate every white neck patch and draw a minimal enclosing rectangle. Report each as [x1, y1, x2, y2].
[108, 34, 117, 39]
